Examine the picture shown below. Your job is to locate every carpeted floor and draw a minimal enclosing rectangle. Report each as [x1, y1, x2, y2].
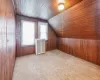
[13, 50, 100, 80]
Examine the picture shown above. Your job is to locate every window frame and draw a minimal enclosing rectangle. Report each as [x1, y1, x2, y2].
[21, 20, 36, 46]
[38, 22, 48, 40]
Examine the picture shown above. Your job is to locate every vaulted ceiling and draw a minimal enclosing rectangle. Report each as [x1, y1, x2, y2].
[14, 0, 83, 20]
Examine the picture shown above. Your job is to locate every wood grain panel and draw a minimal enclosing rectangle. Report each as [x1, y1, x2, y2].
[16, 15, 57, 57]
[58, 38, 100, 65]
[49, 0, 100, 65]
[49, 0, 100, 39]
[0, 0, 16, 80]
[46, 24, 57, 51]
[16, 15, 37, 57]
[14, 0, 83, 20]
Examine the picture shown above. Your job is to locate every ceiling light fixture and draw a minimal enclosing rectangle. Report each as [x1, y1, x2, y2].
[58, 0, 65, 11]
[58, 3, 64, 11]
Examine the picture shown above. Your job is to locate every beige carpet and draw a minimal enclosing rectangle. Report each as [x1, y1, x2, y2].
[13, 50, 100, 80]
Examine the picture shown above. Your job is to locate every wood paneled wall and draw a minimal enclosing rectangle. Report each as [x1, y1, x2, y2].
[16, 15, 37, 57]
[16, 15, 57, 57]
[49, 0, 100, 65]
[49, 0, 99, 39]
[46, 24, 57, 51]
[58, 38, 100, 65]
[0, 0, 16, 80]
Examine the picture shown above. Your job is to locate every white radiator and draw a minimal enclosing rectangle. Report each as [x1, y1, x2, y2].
[35, 39, 46, 55]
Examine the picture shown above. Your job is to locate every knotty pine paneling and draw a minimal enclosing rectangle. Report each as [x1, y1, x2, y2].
[0, 0, 16, 80]
[58, 38, 100, 65]
[49, 0, 100, 65]
[16, 15, 57, 57]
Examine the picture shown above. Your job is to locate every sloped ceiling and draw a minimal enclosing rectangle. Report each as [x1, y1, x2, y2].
[14, 0, 83, 20]
[49, 0, 100, 39]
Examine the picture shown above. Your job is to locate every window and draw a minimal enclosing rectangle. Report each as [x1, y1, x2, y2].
[21, 20, 35, 46]
[38, 22, 48, 40]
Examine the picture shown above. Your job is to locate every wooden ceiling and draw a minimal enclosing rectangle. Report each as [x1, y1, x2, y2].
[14, 0, 83, 20]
